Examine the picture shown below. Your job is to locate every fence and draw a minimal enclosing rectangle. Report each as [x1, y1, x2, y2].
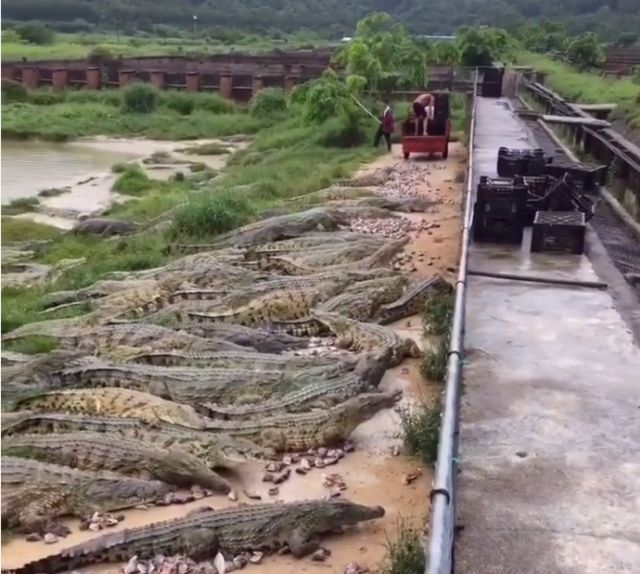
[424, 69, 478, 574]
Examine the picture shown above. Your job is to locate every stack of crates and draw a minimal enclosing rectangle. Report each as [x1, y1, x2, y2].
[473, 175, 528, 243]
[497, 147, 550, 177]
[543, 160, 608, 192]
[521, 175, 556, 224]
[531, 211, 586, 254]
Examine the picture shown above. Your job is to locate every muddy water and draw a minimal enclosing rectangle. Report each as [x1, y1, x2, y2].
[1, 140, 139, 204]
[1, 143, 465, 574]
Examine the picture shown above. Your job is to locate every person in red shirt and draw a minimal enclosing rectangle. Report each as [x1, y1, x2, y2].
[374, 99, 394, 152]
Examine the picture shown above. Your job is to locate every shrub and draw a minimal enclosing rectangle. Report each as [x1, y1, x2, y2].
[66, 90, 122, 106]
[16, 22, 55, 45]
[122, 83, 158, 114]
[194, 94, 235, 114]
[27, 91, 66, 105]
[399, 401, 442, 464]
[383, 520, 426, 574]
[87, 46, 114, 64]
[316, 115, 368, 148]
[422, 292, 454, 336]
[168, 191, 254, 239]
[250, 88, 288, 118]
[2, 79, 28, 103]
[160, 91, 195, 115]
[420, 337, 449, 382]
[112, 165, 152, 196]
[3, 196, 39, 215]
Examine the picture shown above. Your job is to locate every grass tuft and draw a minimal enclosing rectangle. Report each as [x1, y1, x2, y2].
[422, 292, 454, 336]
[112, 165, 153, 196]
[382, 519, 426, 574]
[3, 197, 40, 215]
[399, 401, 442, 464]
[419, 337, 449, 382]
[1, 335, 59, 355]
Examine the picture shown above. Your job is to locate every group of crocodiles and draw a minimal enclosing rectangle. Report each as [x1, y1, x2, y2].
[1, 178, 452, 573]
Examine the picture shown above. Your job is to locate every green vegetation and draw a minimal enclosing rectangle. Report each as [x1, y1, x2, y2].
[383, 520, 426, 574]
[3, 197, 40, 216]
[250, 88, 288, 118]
[399, 400, 442, 464]
[565, 32, 605, 70]
[420, 337, 449, 382]
[1, 29, 329, 61]
[0, 335, 58, 355]
[1, 84, 238, 143]
[517, 52, 640, 129]
[2, 0, 638, 40]
[1, 218, 60, 242]
[112, 165, 153, 196]
[422, 292, 454, 336]
[122, 83, 159, 114]
[179, 142, 230, 155]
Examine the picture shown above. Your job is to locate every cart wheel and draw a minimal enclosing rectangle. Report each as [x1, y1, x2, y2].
[403, 152, 410, 160]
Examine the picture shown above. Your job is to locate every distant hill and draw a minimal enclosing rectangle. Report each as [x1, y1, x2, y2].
[3, 0, 639, 39]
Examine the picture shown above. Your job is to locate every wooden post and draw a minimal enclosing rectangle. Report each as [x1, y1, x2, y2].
[52, 68, 69, 91]
[150, 70, 165, 90]
[86, 66, 101, 89]
[252, 74, 264, 97]
[219, 72, 233, 99]
[21, 67, 39, 90]
[186, 71, 201, 92]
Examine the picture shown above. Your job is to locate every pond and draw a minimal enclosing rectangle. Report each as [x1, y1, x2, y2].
[1, 139, 139, 204]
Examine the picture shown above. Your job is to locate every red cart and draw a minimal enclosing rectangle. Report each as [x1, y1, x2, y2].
[401, 92, 451, 160]
[401, 118, 450, 160]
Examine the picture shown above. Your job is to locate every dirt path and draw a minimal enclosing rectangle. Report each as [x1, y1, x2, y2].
[2, 142, 465, 574]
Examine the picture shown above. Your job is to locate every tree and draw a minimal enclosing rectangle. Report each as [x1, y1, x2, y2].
[565, 32, 605, 69]
[456, 27, 514, 67]
[615, 32, 639, 47]
[333, 12, 427, 91]
[16, 22, 55, 45]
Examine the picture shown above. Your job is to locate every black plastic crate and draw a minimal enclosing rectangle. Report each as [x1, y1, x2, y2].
[543, 161, 608, 192]
[497, 147, 550, 177]
[545, 174, 595, 219]
[531, 211, 586, 254]
[522, 175, 556, 224]
[473, 176, 527, 244]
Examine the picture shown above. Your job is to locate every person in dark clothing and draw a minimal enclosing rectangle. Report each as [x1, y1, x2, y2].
[374, 99, 394, 152]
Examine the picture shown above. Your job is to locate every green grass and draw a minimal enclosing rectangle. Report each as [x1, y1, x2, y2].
[399, 400, 442, 464]
[422, 292, 454, 336]
[1, 32, 329, 62]
[179, 142, 231, 155]
[3, 196, 40, 215]
[2, 102, 274, 141]
[2, 335, 59, 355]
[382, 520, 426, 574]
[517, 52, 640, 129]
[1, 217, 61, 243]
[112, 165, 153, 196]
[420, 337, 449, 382]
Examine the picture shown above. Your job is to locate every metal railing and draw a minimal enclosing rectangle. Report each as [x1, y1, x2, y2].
[424, 68, 478, 574]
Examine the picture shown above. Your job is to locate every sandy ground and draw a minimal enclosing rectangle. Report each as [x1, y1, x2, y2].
[2, 142, 465, 574]
[12, 137, 243, 230]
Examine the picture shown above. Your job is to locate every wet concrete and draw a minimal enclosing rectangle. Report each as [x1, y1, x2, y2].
[455, 98, 640, 573]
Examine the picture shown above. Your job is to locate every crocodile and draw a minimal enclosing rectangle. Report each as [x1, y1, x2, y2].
[201, 392, 401, 451]
[207, 207, 346, 249]
[1, 413, 274, 469]
[189, 281, 345, 327]
[2, 321, 244, 354]
[40, 279, 159, 310]
[27, 358, 358, 403]
[3, 432, 230, 492]
[1, 456, 173, 534]
[1, 351, 37, 366]
[8, 499, 385, 574]
[311, 310, 421, 367]
[286, 185, 378, 204]
[376, 275, 452, 324]
[127, 349, 346, 369]
[13, 387, 209, 429]
[326, 196, 433, 213]
[262, 236, 409, 276]
[184, 321, 310, 353]
[243, 231, 384, 257]
[199, 366, 386, 420]
[69, 217, 139, 236]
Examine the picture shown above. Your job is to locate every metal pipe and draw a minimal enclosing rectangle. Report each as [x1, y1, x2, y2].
[425, 68, 478, 574]
[467, 269, 608, 289]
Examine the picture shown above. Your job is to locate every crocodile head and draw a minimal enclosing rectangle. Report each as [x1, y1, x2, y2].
[213, 435, 278, 468]
[336, 391, 402, 436]
[320, 499, 385, 526]
[85, 475, 173, 506]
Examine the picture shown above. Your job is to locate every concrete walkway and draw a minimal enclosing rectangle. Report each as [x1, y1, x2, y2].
[455, 98, 640, 573]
